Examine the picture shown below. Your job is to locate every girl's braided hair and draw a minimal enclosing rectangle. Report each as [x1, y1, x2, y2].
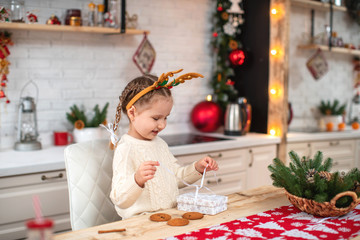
[113, 74, 172, 133]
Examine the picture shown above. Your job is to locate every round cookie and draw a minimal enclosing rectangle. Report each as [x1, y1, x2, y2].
[150, 213, 171, 222]
[167, 218, 189, 226]
[182, 212, 204, 220]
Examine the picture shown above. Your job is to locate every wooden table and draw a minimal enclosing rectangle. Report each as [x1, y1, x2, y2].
[53, 185, 360, 240]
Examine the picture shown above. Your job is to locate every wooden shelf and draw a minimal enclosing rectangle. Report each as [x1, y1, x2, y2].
[0, 22, 149, 35]
[298, 44, 360, 56]
[291, 0, 347, 12]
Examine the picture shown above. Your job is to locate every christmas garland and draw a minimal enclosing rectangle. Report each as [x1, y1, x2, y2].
[0, 31, 12, 104]
[211, 0, 245, 110]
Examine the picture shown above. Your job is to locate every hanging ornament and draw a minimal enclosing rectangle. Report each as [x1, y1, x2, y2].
[223, 21, 236, 36]
[217, 4, 223, 12]
[191, 96, 223, 132]
[132, 33, 156, 74]
[229, 49, 246, 66]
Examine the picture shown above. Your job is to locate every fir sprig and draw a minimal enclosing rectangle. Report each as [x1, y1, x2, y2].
[268, 150, 360, 208]
[66, 102, 109, 128]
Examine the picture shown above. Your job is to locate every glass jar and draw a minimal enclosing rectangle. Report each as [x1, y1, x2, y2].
[65, 9, 81, 25]
[10, 0, 25, 23]
[26, 218, 54, 240]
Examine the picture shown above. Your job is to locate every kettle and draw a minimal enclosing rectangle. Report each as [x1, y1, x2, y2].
[224, 97, 249, 136]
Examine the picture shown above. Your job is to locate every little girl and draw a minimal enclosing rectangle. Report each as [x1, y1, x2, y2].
[108, 69, 219, 219]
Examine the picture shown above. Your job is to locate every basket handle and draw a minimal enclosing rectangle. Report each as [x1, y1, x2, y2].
[330, 191, 358, 210]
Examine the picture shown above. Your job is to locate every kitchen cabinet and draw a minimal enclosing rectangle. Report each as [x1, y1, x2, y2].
[0, 170, 71, 240]
[177, 144, 277, 195]
[286, 139, 356, 172]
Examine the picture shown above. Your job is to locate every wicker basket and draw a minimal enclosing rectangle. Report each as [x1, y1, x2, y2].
[285, 190, 360, 217]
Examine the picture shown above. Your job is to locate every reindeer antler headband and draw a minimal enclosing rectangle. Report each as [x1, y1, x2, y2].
[126, 69, 204, 110]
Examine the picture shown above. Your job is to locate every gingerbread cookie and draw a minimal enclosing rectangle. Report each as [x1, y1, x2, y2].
[150, 213, 171, 222]
[182, 212, 204, 220]
[167, 218, 189, 226]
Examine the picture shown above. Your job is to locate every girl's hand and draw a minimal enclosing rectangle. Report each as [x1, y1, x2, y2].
[134, 161, 159, 188]
[195, 156, 219, 174]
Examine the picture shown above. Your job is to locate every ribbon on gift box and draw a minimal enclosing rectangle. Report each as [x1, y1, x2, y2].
[159, 162, 217, 201]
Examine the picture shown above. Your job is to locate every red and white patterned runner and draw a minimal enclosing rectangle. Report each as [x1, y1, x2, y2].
[165, 204, 360, 240]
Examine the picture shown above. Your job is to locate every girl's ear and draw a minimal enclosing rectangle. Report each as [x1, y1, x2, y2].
[127, 105, 136, 121]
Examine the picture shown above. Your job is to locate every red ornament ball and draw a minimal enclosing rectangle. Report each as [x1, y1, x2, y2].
[212, 32, 218, 38]
[217, 6, 223, 11]
[191, 101, 222, 132]
[229, 49, 246, 66]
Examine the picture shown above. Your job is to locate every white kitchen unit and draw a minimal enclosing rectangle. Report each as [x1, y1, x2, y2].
[0, 170, 70, 240]
[287, 131, 360, 172]
[0, 132, 280, 240]
[177, 144, 277, 195]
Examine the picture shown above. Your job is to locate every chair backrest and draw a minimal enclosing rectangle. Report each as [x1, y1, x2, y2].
[64, 139, 121, 230]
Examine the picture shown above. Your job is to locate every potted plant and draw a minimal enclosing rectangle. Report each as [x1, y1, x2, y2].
[268, 150, 360, 217]
[318, 99, 346, 131]
[66, 102, 109, 143]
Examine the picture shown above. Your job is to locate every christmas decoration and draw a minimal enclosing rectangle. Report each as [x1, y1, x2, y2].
[46, 15, 61, 25]
[268, 150, 360, 206]
[26, 12, 38, 23]
[0, 31, 13, 105]
[133, 33, 156, 74]
[66, 103, 109, 128]
[306, 49, 328, 80]
[0, 6, 10, 22]
[229, 48, 245, 66]
[211, 0, 245, 110]
[191, 97, 222, 132]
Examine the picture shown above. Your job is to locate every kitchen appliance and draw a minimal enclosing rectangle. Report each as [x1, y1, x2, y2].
[14, 81, 41, 151]
[224, 97, 249, 136]
[161, 133, 233, 147]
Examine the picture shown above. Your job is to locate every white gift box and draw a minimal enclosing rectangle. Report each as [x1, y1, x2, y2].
[176, 192, 228, 215]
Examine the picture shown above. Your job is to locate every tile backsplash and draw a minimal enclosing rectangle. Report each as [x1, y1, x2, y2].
[0, 0, 213, 149]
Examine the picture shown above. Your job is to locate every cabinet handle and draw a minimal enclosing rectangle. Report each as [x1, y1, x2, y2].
[41, 173, 63, 181]
[330, 141, 339, 146]
[207, 153, 222, 158]
[249, 149, 254, 167]
[207, 178, 222, 184]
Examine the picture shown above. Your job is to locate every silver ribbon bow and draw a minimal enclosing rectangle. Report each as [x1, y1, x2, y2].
[100, 123, 119, 145]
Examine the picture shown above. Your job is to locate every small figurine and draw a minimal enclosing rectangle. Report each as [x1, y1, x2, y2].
[0, 6, 10, 22]
[46, 15, 61, 25]
[26, 12, 38, 23]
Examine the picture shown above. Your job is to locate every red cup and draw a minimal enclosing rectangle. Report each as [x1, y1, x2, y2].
[54, 131, 74, 146]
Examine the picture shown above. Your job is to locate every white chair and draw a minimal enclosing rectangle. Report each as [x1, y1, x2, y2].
[64, 139, 121, 231]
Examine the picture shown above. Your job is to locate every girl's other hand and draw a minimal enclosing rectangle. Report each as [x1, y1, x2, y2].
[195, 156, 219, 174]
[134, 161, 159, 188]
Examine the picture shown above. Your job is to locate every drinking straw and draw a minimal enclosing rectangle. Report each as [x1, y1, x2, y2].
[32, 195, 44, 222]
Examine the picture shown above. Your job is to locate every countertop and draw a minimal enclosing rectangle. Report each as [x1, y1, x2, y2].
[287, 129, 360, 143]
[0, 132, 280, 178]
[53, 186, 288, 240]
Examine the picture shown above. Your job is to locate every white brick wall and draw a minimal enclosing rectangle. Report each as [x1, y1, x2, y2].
[0, 0, 213, 149]
[289, 6, 360, 130]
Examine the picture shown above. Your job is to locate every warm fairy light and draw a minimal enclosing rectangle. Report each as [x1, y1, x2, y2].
[270, 48, 278, 56]
[269, 126, 282, 137]
[270, 47, 283, 59]
[269, 85, 282, 98]
[270, 4, 284, 19]
[271, 8, 278, 15]
[206, 94, 212, 101]
[270, 128, 276, 136]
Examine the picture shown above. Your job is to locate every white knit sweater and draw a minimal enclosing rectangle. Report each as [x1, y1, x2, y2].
[110, 134, 202, 219]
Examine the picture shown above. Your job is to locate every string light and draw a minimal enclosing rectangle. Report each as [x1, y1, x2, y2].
[270, 128, 276, 136]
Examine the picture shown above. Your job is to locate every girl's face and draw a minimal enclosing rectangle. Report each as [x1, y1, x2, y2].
[127, 95, 173, 141]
